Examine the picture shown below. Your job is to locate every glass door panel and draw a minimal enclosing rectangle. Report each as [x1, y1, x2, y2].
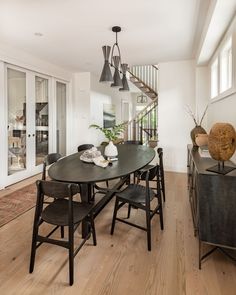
[56, 81, 67, 156]
[7, 68, 27, 175]
[35, 76, 49, 166]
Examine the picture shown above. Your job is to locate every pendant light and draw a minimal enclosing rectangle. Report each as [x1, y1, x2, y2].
[99, 26, 129, 91]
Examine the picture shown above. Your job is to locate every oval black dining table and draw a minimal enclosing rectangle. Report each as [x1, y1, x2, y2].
[48, 144, 155, 236]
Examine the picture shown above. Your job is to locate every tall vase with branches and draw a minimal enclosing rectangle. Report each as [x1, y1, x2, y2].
[185, 105, 208, 146]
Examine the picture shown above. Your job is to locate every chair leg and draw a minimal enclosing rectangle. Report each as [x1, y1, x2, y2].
[199, 239, 202, 270]
[161, 176, 165, 202]
[90, 215, 97, 246]
[146, 209, 151, 251]
[68, 224, 74, 286]
[106, 180, 109, 187]
[29, 204, 41, 273]
[60, 226, 64, 238]
[29, 221, 39, 273]
[127, 204, 132, 219]
[158, 194, 164, 230]
[111, 198, 119, 235]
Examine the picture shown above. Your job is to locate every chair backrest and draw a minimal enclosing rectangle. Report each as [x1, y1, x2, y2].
[140, 165, 158, 181]
[142, 166, 160, 206]
[124, 140, 142, 145]
[77, 144, 94, 152]
[35, 181, 80, 225]
[42, 153, 62, 180]
[36, 180, 79, 200]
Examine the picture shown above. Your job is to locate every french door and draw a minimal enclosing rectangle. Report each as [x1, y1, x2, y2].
[5, 65, 52, 185]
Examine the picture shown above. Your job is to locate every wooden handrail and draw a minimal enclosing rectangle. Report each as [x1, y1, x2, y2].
[152, 65, 159, 71]
[127, 97, 158, 125]
[136, 102, 157, 123]
[128, 70, 158, 98]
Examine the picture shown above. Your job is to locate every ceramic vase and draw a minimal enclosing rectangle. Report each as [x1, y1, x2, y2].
[195, 134, 208, 147]
[104, 141, 118, 158]
[190, 125, 207, 146]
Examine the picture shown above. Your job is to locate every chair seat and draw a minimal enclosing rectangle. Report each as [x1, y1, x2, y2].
[42, 199, 93, 226]
[117, 184, 155, 204]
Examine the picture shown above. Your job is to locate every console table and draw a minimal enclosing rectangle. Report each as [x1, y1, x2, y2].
[187, 145, 236, 268]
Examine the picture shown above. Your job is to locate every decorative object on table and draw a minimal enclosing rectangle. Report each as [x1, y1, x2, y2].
[93, 155, 109, 168]
[89, 123, 126, 158]
[99, 26, 129, 92]
[198, 145, 211, 158]
[80, 147, 101, 163]
[195, 134, 209, 147]
[185, 104, 208, 146]
[103, 104, 116, 128]
[207, 123, 236, 175]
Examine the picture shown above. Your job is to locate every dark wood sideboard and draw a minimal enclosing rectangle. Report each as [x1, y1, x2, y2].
[187, 145, 236, 267]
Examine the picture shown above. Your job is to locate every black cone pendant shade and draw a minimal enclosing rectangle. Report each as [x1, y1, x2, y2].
[99, 26, 129, 91]
[119, 63, 129, 91]
[111, 56, 122, 87]
[99, 46, 113, 83]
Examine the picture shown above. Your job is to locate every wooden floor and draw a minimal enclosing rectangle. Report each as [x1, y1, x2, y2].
[0, 172, 235, 295]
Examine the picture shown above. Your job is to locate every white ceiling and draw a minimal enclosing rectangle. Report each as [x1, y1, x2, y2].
[0, 0, 210, 74]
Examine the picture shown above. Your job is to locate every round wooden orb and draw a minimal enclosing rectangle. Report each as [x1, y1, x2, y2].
[208, 123, 236, 161]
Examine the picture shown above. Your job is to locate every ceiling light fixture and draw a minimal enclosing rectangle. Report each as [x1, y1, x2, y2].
[99, 26, 129, 92]
[137, 93, 147, 103]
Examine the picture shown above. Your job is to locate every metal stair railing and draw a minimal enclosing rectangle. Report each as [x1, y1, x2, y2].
[124, 98, 158, 145]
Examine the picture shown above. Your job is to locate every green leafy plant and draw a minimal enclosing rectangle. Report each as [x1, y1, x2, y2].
[89, 123, 126, 141]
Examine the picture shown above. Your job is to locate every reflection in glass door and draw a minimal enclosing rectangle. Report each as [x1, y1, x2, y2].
[7, 68, 27, 175]
[56, 81, 67, 156]
[35, 76, 49, 166]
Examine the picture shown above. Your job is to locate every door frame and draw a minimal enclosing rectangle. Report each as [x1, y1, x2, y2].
[54, 79, 69, 156]
[3, 64, 52, 187]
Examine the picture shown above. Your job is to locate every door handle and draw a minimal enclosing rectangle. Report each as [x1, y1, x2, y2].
[32, 134, 35, 137]
[28, 134, 31, 137]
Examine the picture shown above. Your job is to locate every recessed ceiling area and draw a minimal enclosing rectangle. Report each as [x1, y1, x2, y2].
[0, 0, 210, 74]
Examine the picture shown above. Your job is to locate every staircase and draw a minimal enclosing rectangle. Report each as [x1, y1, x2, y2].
[124, 97, 158, 147]
[124, 65, 158, 147]
[129, 65, 158, 99]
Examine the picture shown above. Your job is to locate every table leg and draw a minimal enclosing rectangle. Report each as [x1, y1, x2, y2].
[80, 183, 92, 238]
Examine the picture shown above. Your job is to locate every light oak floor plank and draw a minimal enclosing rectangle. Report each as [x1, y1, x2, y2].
[0, 172, 235, 295]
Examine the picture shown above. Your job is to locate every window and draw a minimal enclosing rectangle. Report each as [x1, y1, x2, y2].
[220, 37, 232, 93]
[210, 30, 235, 101]
[211, 58, 218, 98]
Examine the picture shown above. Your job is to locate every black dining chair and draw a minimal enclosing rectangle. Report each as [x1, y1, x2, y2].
[157, 148, 165, 202]
[123, 140, 143, 184]
[110, 165, 164, 251]
[77, 144, 94, 152]
[29, 180, 97, 286]
[42, 153, 62, 180]
[135, 147, 166, 202]
[124, 140, 142, 145]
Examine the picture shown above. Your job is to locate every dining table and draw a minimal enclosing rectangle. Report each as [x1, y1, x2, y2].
[48, 144, 155, 236]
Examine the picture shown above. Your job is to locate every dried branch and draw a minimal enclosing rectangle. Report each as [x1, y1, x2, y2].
[185, 105, 198, 126]
[185, 104, 209, 126]
[199, 104, 208, 126]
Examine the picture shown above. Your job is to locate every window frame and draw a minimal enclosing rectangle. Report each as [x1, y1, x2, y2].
[209, 18, 236, 103]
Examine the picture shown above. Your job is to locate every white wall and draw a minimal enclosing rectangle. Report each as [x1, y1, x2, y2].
[158, 60, 196, 172]
[195, 66, 209, 130]
[69, 72, 91, 153]
[0, 42, 72, 81]
[70, 72, 133, 151]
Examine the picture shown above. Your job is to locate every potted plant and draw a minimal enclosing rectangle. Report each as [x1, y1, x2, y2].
[89, 123, 126, 157]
